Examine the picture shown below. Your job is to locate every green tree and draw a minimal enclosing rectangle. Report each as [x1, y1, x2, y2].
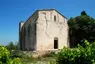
[6, 42, 20, 53]
[81, 11, 87, 16]
[68, 11, 95, 47]
[6, 42, 16, 51]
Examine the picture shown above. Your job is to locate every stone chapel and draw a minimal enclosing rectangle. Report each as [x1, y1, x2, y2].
[19, 9, 69, 51]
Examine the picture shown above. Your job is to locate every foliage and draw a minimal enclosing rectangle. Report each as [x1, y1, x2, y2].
[49, 60, 56, 64]
[0, 45, 21, 64]
[6, 42, 19, 51]
[56, 40, 95, 64]
[12, 58, 21, 64]
[68, 11, 95, 47]
[81, 11, 87, 16]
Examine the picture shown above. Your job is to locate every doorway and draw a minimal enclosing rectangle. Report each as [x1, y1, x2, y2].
[54, 37, 58, 49]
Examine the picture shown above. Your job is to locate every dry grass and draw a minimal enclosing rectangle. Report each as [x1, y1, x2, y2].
[20, 51, 57, 64]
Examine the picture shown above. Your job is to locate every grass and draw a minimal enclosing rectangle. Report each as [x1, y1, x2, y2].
[10, 50, 57, 64]
[20, 51, 57, 64]
[21, 56, 56, 64]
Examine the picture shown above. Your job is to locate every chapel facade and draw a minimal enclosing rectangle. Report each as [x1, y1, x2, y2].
[19, 9, 69, 51]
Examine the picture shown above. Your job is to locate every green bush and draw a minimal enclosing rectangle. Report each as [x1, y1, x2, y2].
[57, 40, 95, 64]
[12, 58, 21, 64]
[0, 45, 21, 64]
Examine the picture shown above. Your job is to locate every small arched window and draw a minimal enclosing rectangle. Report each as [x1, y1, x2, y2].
[54, 15, 56, 21]
[54, 37, 58, 49]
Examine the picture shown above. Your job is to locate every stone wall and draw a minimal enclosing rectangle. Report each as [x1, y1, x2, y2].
[19, 9, 69, 51]
[36, 10, 69, 51]
[19, 22, 24, 50]
[20, 11, 38, 50]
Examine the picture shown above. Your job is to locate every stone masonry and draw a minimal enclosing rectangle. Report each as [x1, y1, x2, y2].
[19, 9, 69, 51]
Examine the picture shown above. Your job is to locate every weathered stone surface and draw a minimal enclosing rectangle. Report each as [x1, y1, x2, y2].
[19, 9, 69, 51]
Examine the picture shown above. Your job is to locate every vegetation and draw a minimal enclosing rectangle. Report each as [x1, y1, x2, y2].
[6, 42, 19, 51]
[68, 11, 95, 47]
[20, 51, 57, 64]
[1, 40, 95, 64]
[0, 45, 21, 64]
[57, 40, 95, 64]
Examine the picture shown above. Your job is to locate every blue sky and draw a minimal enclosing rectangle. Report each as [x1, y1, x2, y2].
[0, 0, 95, 45]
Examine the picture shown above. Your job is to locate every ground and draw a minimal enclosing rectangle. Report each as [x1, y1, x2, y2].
[12, 50, 57, 64]
[21, 56, 56, 64]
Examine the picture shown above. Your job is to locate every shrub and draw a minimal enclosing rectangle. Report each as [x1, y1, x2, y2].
[12, 58, 21, 64]
[57, 40, 95, 64]
[0, 45, 21, 64]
